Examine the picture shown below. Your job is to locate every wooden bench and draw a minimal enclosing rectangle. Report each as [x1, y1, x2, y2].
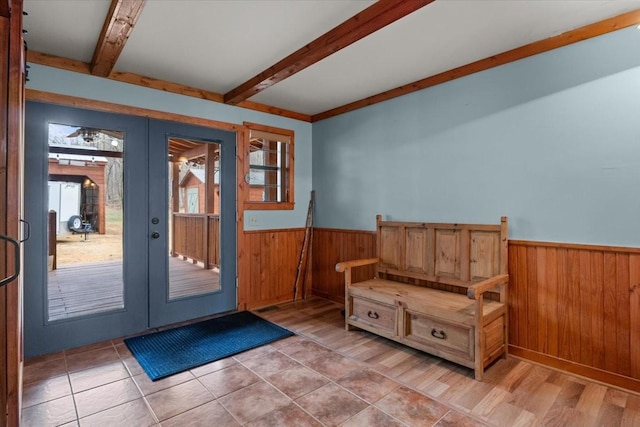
[336, 215, 509, 380]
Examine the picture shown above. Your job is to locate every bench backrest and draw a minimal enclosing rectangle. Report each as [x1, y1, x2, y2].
[376, 215, 508, 289]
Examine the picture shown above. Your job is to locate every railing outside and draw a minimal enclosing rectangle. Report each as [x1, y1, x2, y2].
[172, 213, 220, 269]
[48, 210, 57, 271]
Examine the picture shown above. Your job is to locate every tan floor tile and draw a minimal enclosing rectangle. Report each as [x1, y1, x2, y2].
[603, 388, 628, 408]
[160, 400, 240, 427]
[65, 340, 114, 357]
[133, 370, 195, 396]
[74, 378, 142, 418]
[277, 339, 335, 364]
[25, 350, 65, 366]
[22, 374, 72, 408]
[341, 406, 407, 427]
[120, 355, 146, 377]
[190, 356, 237, 377]
[21, 395, 77, 427]
[218, 381, 292, 425]
[233, 344, 278, 361]
[304, 352, 364, 381]
[198, 363, 260, 397]
[269, 334, 307, 350]
[78, 398, 156, 427]
[594, 403, 624, 427]
[336, 367, 400, 404]
[113, 343, 131, 357]
[296, 383, 368, 427]
[265, 365, 329, 399]
[146, 379, 214, 421]
[60, 421, 80, 427]
[434, 410, 489, 426]
[375, 386, 450, 426]
[542, 406, 591, 427]
[23, 358, 68, 385]
[621, 408, 640, 427]
[242, 350, 300, 376]
[246, 402, 322, 427]
[69, 361, 129, 393]
[66, 347, 121, 373]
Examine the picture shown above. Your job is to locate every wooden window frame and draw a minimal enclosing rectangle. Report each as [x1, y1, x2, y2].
[243, 122, 294, 210]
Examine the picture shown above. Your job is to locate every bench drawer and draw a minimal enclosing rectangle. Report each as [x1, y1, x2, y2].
[404, 311, 473, 359]
[350, 296, 396, 334]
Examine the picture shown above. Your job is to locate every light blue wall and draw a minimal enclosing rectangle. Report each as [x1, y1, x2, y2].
[312, 27, 640, 247]
[26, 64, 312, 231]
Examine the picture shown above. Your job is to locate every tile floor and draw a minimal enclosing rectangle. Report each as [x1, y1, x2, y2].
[26, 296, 640, 426]
[21, 325, 483, 426]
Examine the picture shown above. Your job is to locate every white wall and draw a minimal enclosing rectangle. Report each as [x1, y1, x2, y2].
[312, 27, 640, 247]
[26, 64, 313, 231]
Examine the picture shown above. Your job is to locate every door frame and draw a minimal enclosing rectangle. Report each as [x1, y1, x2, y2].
[27, 90, 252, 309]
[24, 99, 246, 357]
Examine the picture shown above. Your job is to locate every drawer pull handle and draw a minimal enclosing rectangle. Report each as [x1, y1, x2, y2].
[431, 329, 447, 340]
[367, 311, 379, 319]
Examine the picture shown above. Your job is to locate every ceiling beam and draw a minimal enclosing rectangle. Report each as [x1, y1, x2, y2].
[90, 0, 146, 77]
[27, 51, 312, 122]
[312, 8, 640, 122]
[223, 0, 434, 105]
[172, 143, 207, 161]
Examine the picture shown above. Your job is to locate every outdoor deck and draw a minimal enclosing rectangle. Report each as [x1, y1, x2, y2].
[47, 257, 220, 321]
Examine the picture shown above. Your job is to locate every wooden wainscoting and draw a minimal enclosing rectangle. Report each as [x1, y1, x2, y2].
[311, 228, 640, 393]
[508, 240, 640, 392]
[238, 228, 306, 310]
[311, 228, 376, 303]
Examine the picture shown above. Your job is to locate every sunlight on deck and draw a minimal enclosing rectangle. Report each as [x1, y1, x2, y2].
[47, 257, 220, 321]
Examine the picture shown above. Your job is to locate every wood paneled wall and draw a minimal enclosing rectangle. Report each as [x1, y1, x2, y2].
[310, 228, 640, 392]
[1, 1, 24, 424]
[238, 228, 306, 310]
[508, 240, 640, 392]
[311, 228, 376, 303]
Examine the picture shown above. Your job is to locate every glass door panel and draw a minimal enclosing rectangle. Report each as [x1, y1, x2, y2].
[148, 120, 236, 327]
[46, 123, 125, 321]
[168, 140, 221, 300]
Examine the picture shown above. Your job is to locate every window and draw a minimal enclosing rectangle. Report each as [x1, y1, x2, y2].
[244, 122, 294, 210]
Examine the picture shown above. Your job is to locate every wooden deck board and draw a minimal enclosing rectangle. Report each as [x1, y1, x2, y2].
[47, 257, 220, 321]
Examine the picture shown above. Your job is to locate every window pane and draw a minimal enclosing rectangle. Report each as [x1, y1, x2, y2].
[247, 126, 292, 205]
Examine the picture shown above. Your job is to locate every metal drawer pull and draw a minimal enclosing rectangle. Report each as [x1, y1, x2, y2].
[367, 311, 379, 319]
[431, 328, 447, 340]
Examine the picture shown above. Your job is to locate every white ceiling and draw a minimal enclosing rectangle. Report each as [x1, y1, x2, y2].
[23, 0, 640, 117]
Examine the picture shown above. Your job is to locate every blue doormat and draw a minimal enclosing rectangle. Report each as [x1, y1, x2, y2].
[124, 311, 294, 381]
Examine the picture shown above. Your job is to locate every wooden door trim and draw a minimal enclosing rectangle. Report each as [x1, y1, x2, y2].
[26, 88, 253, 316]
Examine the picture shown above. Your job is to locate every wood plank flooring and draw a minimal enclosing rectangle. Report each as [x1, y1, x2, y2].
[259, 297, 640, 426]
[47, 258, 220, 321]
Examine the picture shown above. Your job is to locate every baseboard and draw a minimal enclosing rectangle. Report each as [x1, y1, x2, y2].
[509, 345, 640, 395]
[311, 288, 344, 304]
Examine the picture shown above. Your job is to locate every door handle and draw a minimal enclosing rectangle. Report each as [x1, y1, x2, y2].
[151, 231, 160, 239]
[0, 234, 20, 287]
[20, 219, 30, 243]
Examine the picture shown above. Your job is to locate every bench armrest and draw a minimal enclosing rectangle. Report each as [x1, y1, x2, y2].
[336, 258, 379, 272]
[467, 274, 509, 300]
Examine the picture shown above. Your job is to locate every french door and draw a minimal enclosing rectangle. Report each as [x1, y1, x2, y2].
[24, 102, 236, 357]
[147, 120, 236, 327]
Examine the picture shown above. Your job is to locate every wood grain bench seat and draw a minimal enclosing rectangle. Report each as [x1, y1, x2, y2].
[337, 215, 509, 380]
